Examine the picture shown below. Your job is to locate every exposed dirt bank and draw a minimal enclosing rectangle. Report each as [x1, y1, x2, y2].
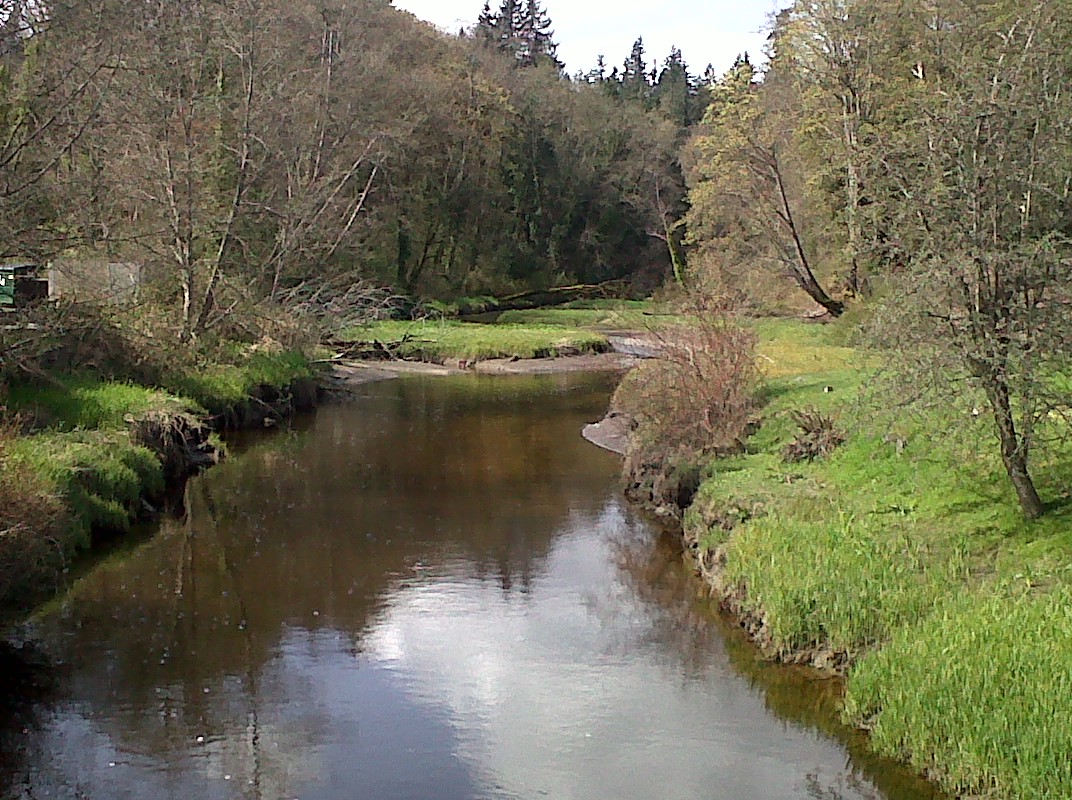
[325, 340, 649, 395]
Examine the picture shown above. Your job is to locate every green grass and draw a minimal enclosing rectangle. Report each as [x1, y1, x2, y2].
[845, 586, 1072, 798]
[682, 315, 1072, 799]
[6, 431, 164, 547]
[4, 376, 194, 431]
[341, 320, 609, 362]
[497, 299, 673, 330]
[164, 350, 314, 415]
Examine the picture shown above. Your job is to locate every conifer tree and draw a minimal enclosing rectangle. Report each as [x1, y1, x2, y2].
[516, 0, 559, 68]
[621, 37, 651, 106]
[476, 0, 497, 42]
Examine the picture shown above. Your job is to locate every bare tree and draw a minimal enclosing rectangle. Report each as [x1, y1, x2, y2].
[0, 0, 118, 261]
[97, 0, 387, 341]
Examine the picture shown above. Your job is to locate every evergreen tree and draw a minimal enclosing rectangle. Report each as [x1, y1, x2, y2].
[621, 37, 651, 106]
[654, 46, 689, 127]
[584, 55, 607, 85]
[475, 0, 497, 42]
[476, 0, 559, 69]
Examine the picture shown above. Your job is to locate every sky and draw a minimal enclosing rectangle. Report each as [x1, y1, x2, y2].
[391, 0, 791, 78]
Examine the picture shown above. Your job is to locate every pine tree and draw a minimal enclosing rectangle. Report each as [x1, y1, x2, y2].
[516, 0, 561, 69]
[584, 55, 607, 85]
[654, 46, 690, 127]
[621, 37, 651, 107]
[476, 0, 497, 42]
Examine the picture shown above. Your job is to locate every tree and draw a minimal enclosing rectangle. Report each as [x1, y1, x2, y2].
[620, 37, 651, 107]
[686, 55, 845, 315]
[515, 0, 559, 69]
[0, 0, 119, 261]
[653, 47, 689, 128]
[871, 0, 1072, 518]
[476, 0, 559, 69]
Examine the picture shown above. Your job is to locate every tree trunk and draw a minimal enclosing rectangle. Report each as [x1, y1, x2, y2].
[770, 149, 844, 317]
[985, 379, 1044, 519]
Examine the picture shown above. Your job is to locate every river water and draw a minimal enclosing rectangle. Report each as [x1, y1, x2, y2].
[1, 374, 942, 800]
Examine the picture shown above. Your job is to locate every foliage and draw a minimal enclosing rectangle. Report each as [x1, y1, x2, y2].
[860, 1, 1072, 518]
[685, 53, 844, 315]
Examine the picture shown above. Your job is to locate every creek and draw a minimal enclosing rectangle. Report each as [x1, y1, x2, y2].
[0, 373, 941, 800]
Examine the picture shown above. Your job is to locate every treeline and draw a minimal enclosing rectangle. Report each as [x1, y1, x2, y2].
[685, 0, 1072, 518]
[0, 0, 709, 339]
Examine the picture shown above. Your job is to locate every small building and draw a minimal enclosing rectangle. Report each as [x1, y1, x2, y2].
[48, 258, 141, 304]
[0, 263, 49, 308]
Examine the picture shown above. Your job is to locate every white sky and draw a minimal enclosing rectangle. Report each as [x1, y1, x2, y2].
[391, 0, 791, 77]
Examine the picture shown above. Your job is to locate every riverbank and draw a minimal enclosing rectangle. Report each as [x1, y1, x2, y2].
[608, 317, 1072, 800]
[0, 313, 644, 630]
[0, 349, 319, 628]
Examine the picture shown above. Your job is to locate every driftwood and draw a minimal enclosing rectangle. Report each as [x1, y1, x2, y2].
[453, 280, 628, 317]
[320, 333, 432, 362]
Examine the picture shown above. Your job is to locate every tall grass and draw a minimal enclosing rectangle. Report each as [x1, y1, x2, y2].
[6, 431, 163, 547]
[724, 505, 968, 656]
[0, 417, 71, 620]
[164, 350, 313, 415]
[845, 586, 1072, 798]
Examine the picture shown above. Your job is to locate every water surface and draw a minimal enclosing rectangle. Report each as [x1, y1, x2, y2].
[1, 374, 940, 800]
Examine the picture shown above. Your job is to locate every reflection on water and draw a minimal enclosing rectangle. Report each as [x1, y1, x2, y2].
[1, 374, 941, 800]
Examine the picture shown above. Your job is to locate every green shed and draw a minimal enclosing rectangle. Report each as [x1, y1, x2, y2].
[0, 263, 47, 307]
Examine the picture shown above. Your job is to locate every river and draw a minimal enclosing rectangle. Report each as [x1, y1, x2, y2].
[0, 373, 942, 800]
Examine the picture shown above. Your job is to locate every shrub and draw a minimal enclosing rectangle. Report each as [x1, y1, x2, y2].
[782, 408, 845, 462]
[618, 292, 758, 465]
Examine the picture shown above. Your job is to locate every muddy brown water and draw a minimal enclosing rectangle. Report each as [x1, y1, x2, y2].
[1, 374, 944, 800]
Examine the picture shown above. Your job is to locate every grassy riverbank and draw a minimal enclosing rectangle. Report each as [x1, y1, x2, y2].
[0, 349, 317, 625]
[677, 318, 1072, 799]
[341, 319, 610, 362]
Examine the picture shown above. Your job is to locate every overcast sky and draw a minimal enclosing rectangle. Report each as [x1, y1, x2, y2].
[391, 0, 791, 77]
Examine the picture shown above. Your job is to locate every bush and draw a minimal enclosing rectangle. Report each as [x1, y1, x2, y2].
[618, 292, 758, 465]
[782, 408, 845, 462]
